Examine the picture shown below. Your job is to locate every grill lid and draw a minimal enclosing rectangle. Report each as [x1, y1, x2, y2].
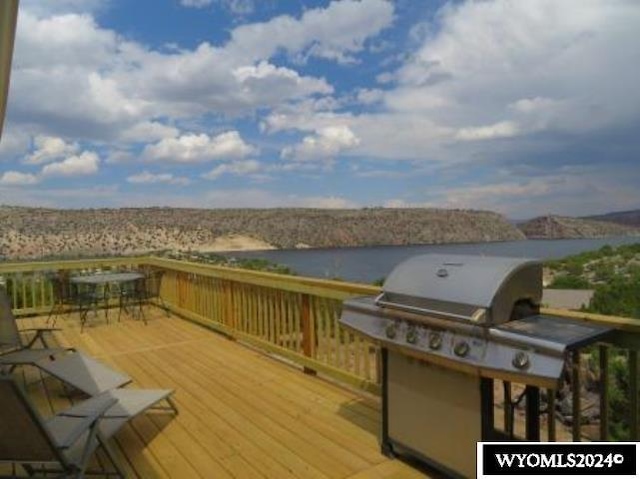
[378, 254, 543, 325]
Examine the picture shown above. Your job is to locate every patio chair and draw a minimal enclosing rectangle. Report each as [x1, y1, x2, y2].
[144, 269, 169, 315]
[47, 273, 76, 326]
[0, 286, 73, 371]
[45, 271, 102, 332]
[0, 374, 178, 478]
[118, 269, 169, 324]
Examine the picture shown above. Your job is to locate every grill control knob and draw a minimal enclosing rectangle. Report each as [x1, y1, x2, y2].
[428, 331, 443, 350]
[406, 326, 418, 344]
[385, 322, 398, 340]
[453, 341, 470, 358]
[512, 351, 530, 370]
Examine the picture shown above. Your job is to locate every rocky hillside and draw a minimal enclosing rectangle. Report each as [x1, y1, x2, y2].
[586, 209, 640, 228]
[518, 215, 640, 239]
[0, 206, 524, 260]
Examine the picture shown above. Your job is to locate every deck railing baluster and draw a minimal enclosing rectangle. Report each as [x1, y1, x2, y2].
[599, 345, 609, 441]
[572, 350, 582, 441]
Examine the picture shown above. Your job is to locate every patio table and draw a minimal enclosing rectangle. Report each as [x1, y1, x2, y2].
[71, 272, 144, 324]
[71, 272, 144, 286]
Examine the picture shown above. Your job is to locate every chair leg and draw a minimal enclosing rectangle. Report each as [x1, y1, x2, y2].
[79, 304, 90, 332]
[159, 297, 170, 317]
[139, 300, 147, 325]
[46, 302, 55, 323]
[167, 396, 179, 415]
[47, 301, 61, 326]
[118, 294, 124, 323]
[98, 436, 126, 478]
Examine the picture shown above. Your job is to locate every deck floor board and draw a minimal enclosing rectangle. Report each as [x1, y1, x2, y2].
[5, 308, 427, 478]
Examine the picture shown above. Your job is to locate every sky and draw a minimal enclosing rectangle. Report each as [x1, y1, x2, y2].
[0, 0, 639, 218]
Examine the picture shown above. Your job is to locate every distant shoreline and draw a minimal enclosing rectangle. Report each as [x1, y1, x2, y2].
[1, 206, 638, 261]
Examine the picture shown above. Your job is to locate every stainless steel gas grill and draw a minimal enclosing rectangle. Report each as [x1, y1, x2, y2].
[339, 254, 611, 479]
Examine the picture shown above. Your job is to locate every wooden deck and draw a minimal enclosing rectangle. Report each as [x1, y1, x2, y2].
[9, 307, 428, 479]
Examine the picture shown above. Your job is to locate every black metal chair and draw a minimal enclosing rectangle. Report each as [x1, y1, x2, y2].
[145, 269, 169, 316]
[46, 272, 101, 331]
[47, 273, 75, 326]
[118, 269, 169, 324]
[76, 282, 104, 332]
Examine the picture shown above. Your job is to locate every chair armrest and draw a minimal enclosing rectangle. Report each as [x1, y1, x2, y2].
[22, 328, 61, 349]
[50, 394, 118, 448]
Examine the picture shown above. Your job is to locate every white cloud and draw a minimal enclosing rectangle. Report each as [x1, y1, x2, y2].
[356, 88, 384, 105]
[20, 0, 107, 17]
[389, 0, 640, 135]
[10, 0, 393, 143]
[202, 159, 262, 180]
[281, 125, 360, 162]
[455, 121, 520, 141]
[0, 128, 31, 161]
[105, 150, 135, 164]
[142, 131, 256, 163]
[0, 171, 39, 186]
[201, 188, 358, 208]
[127, 171, 190, 186]
[227, 0, 395, 64]
[232, 61, 332, 103]
[266, 0, 640, 163]
[41, 151, 100, 176]
[119, 122, 179, 143]
[419, 170, 640, 218]
[24, 136, 78, 164]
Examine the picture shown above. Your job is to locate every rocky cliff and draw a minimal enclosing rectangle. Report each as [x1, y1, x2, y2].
[0, 206, 525, 260]
[518, 215, 640, 239]
[586, 209, 640, 228]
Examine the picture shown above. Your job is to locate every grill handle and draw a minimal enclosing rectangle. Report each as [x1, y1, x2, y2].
[374, 293, 486, 323]
[488, 328, 566, 354]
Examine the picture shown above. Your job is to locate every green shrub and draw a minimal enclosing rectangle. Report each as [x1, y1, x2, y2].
[548, 274, 591, 289]
[588, 275, 640, 318]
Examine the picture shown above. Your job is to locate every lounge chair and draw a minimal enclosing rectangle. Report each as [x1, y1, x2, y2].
[0, 374, 177, 477]
[0, 286, 73, 369]
[35, 352, 132, 396]
[1, 286, 131, 395]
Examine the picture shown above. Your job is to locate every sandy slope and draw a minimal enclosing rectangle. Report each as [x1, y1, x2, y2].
[195, 234, 275, 252]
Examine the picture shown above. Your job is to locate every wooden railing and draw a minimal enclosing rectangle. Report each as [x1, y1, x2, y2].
[144, 257, 382, 393]
[1, 256, 639, 437]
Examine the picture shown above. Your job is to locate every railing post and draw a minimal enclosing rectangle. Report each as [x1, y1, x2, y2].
[301, 294, 316, 375]
[599, 345, 609, 441]
[572, 350, 581, 441]
[547, 388, 556, 442]
[223, 280, 235, 333]
[629, 349, 639, 440]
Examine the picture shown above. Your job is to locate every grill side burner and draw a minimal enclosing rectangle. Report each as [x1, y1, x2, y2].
[338, 254, 611, 479]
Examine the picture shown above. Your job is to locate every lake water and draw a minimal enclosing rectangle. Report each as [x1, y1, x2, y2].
[227, 237, 640, 283]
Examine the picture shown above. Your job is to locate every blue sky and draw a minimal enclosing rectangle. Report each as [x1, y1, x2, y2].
[0, 0, 639, 218]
